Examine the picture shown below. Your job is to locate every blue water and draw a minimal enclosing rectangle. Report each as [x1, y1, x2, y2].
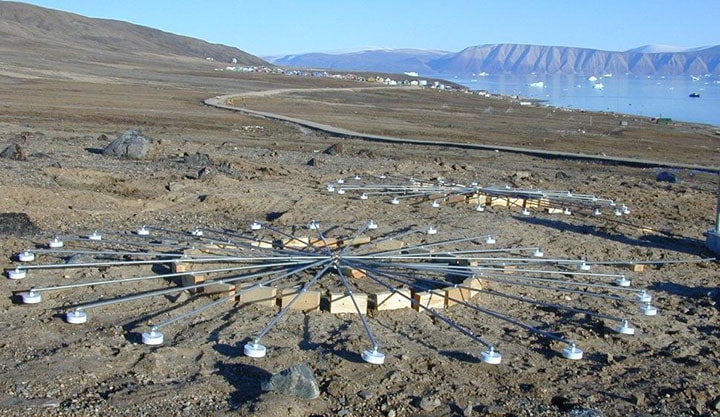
[448, 74, 720, 127]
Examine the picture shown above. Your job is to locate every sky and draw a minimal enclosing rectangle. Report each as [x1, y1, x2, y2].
[14, 0, 720, 56]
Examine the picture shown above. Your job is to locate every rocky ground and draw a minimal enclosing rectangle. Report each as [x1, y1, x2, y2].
[0, 70, 718, 417]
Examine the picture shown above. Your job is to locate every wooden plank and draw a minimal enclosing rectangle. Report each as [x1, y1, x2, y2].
[370, 288, 412, 311]
[277, 288, 321, 312]
[179, 273, 204, 292]
[200, 281, 236, 298]
[324, 292, 367, 314]
[462, 276, 483, 299]
[309, 237, 340, 249]
[412, 290, 446, 311]
[524, 199, 541, 208]
[467, 193, 488, 206]
[341, 235, 372, 247]
[507, 198, 525, 208]
[631, 264, 645, 272]
[371, 239, 406, 252]
[444, 285, 471, 307]
[172, 261, 191, 274]
[171, 248, 205, 274]
[446, 194, 468, 204]
[236, 285, 277, 307]
[283, 236, 311, 249]
[489, 196, 509, 207]
[342, 266, 367, 279]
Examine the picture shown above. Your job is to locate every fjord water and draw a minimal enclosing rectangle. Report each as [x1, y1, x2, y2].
[453, 74, 719, 127]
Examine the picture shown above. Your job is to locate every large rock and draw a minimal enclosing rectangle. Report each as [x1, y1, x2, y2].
[261, 364, 320, 399]
[0, 213, 41, 236]
[0, 143, 28, 161]
[102, 129, 155, 160]
[656, 171, 679, 183]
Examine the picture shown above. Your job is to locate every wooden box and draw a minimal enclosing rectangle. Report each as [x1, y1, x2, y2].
[412, 289, 446, 311]
[236, 284, 277, 307]
[462, 276, 483, 299]
[277, 288, 321, 312]
[370, 288, 412, 311]
[324, 292, 368, 314]
[444, 285, 471, 307]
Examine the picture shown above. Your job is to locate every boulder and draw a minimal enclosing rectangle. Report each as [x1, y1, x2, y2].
[323, 143, 344, 155]
[0, 143, 28, 161]
[656, 171, 679, 183]
[102, 129, 155, 160]
[261, 364, 320, 399]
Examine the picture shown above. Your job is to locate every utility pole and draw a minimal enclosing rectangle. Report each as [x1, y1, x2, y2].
[707, 173, 720, 254]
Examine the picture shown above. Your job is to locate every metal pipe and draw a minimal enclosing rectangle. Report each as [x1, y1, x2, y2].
[253, 260, 333, 343]
[28, 260, 306, 293]
[336, 267, 379, 350]
[69, 258, 329, 311]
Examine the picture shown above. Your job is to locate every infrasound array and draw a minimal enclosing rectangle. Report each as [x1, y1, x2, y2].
[6, 208, 661, 365]
[326, 173, 630, 217]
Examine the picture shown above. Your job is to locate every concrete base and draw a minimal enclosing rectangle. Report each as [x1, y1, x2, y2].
[706, 229, 720, 254]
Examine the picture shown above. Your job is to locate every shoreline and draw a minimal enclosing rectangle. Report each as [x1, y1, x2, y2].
[445, 74, 720, 128]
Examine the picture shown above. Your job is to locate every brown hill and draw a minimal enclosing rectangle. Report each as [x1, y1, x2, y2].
[0, 1, 268, 79]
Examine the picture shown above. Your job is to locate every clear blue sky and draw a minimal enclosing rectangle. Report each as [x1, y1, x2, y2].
[15, 0, 720, 56]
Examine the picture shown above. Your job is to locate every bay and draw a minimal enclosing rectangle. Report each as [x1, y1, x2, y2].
[449, 74, 719, 127]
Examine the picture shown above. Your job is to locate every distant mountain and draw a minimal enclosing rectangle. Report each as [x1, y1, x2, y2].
[268, 44, 720, 76]
[0, 1, 268, 73]
[270, 49, 449, 75]
[625, 44, 697, 53]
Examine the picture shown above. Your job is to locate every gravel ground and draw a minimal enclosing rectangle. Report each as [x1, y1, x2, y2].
[0, 71, 718, 417]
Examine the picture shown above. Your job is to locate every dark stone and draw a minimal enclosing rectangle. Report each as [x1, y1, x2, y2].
[323, 143, 344, 155]
[307, 157, 320, 167]
[357, 149, 376, 158]
[183, 152, 212, 166]
[569, 409, 605, 417]
[266, 211, 286, 221]
[0, 143, 28, 161]
[555, 171, 571, 180]
[261, 364, 320, 399]
[656, 171, 679, 183]
[711, 395, 720, 411]
[551, 395, 578, 411]
[102, 129, 155, 160]
[197, 167, 212, 179]
[0, 213, 41, 236]
[357, 390, 373, 400]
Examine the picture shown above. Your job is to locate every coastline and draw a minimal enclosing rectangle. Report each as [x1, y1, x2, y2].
[448, 74, 720, 127]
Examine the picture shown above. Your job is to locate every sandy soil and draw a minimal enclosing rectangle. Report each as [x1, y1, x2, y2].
[0, 70, 718, 417]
